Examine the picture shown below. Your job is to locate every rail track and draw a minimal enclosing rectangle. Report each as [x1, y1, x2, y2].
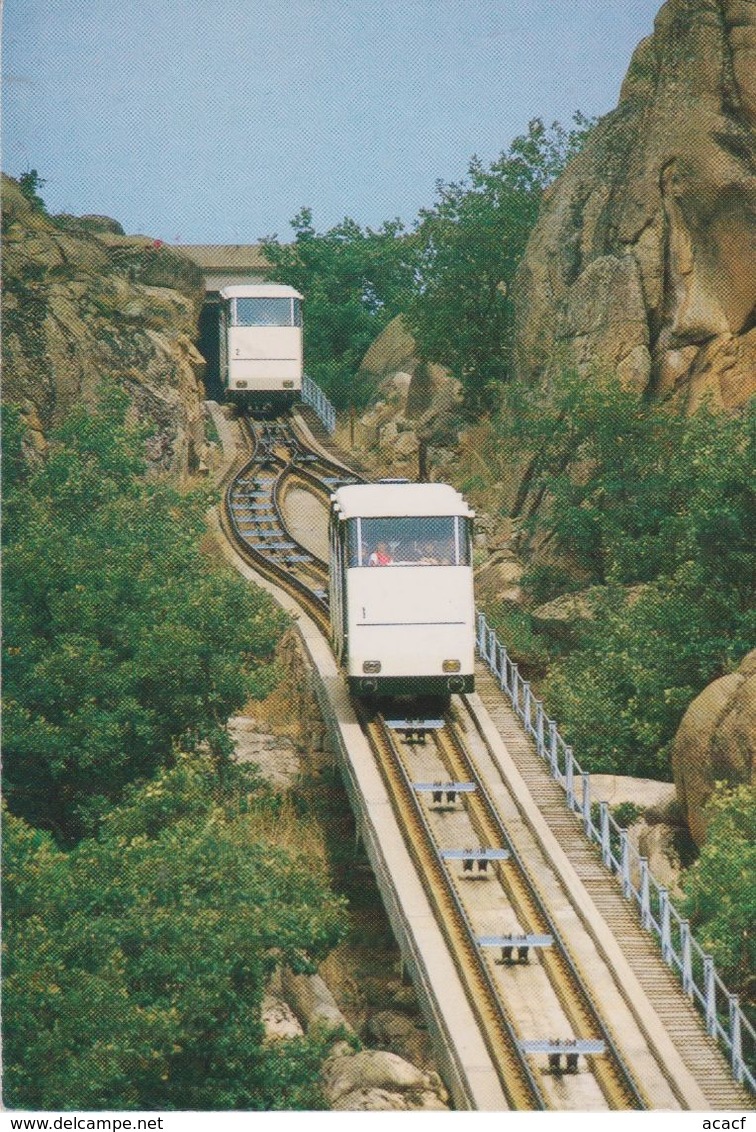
[360, 704, 650, 1108]
[216, 407, 747, 1110]
[221, 412, 359, 629]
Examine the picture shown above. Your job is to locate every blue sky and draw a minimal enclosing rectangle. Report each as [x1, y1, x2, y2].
[3, 1, 661, 244]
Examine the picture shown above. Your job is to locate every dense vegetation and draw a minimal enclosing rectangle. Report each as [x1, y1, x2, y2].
[261, 210, 418, 411]
[406, 117, 591, 415]
[262, 118, 590, 415]
[3, 391, 286, 843]
[681, 784, 756, 1009]
[496, 373, 755, 779]
[3, 762, 345, 1110]
[2, 391, 347, 1107]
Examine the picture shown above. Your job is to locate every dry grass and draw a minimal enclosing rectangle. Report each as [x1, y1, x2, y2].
[244, 793, 330, 873]
[454, 421, 524, 518]
[242, 682, 303, 740]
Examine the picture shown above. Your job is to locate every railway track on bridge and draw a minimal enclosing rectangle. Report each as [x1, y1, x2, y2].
[215, 407, 751, 1111]
[359, 706, 646, 1108]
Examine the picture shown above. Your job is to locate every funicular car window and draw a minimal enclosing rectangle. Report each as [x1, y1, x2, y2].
[235, 297, 294, 326]
[347, 516, 469, 567]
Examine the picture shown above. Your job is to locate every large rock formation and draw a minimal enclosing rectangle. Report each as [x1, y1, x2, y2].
[671, 649, 756, 845]
[515, 0, 756, 412]
[340, 315, 462, 481]
[2, 174, 208, 474]
[321, 1043, 449, 1111]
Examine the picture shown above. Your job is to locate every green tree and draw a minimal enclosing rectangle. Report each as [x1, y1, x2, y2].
[500, 373, 755, 777]
[262, 209, 419, 410]
[543, 565, 754, 778]
[681, 785, 756, 1009]
[500, 372, 755, 595]
[2, 391, 287, 841]
[18, 169, 48, 214]
[3, 758, 347, 1109]
[407, 117, 592, 415]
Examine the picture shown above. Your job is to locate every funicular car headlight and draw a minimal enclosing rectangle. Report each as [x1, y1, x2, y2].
[442, 659, 461, 673]
[283, 380, 295, 388]
[363, 661, 382, 674]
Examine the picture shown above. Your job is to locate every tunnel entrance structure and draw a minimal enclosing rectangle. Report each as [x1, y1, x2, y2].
[175, 243, 273, 398]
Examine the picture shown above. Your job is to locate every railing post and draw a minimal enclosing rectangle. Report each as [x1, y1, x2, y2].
[680, 920, 693, 997]
[704, 955, 717, 1036]
[535, 702, 545, 757]
[565, 747, 575, 811]
[511, 664, 520, 715]
[497, 642, 508, 692]
[582, 773, 592, 838]
[659, 888, 672, 965]
[487, 627, 496, 670]
[600, 800, 611, 867]
[523, 682, 532, 733]
[729, 995, 743, 1083]
[620, 830, 631, 899]
[640, 858, 651, 930]
[549, 721, 559, 779]
[302, 375, 336, 433]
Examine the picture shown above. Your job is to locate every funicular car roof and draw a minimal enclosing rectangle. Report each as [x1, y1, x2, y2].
[220, 283, 303, 300]
[332, 482, 473, 519]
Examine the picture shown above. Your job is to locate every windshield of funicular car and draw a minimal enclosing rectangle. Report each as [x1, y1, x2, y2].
[347, 516, 471, 567]
[234, 297, 300, 327]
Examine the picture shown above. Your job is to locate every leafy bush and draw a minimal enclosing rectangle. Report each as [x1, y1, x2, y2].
[501, 372, 755, 596]
[681, 785, 756, 1010]
[610, 802, 643, 828]
[18, 169, 48, 214]
[2, 757, 347, 1109]
[407, 117, 592, 415]
[2, 392, 288, 842]
[485, 600, 552, 674]
[543, 567, 754, 778]
[495, 373, 755, 778]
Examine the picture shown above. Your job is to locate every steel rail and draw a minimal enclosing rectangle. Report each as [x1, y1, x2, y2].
[224, 411, 366, 628]
[434, 709, 647, 1109]
[222, 413, 330, 631]
[359, 707, 546, 1109]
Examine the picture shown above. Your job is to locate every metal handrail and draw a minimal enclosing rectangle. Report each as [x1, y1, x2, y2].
[302, 373, 336, 434]
[475, 608, 755, 1092]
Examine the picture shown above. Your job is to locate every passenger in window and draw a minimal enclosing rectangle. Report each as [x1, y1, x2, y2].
[418, 541, 440, 565]
[437, 539, 454, 565]
[368, 542, 394, 566]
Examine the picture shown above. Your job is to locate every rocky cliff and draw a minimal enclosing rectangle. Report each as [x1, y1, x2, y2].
[514, 0, 756, 411]
[2, 175, 208, 474]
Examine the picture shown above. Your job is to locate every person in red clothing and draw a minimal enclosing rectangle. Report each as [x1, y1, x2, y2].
[368, 541, 393, 566]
